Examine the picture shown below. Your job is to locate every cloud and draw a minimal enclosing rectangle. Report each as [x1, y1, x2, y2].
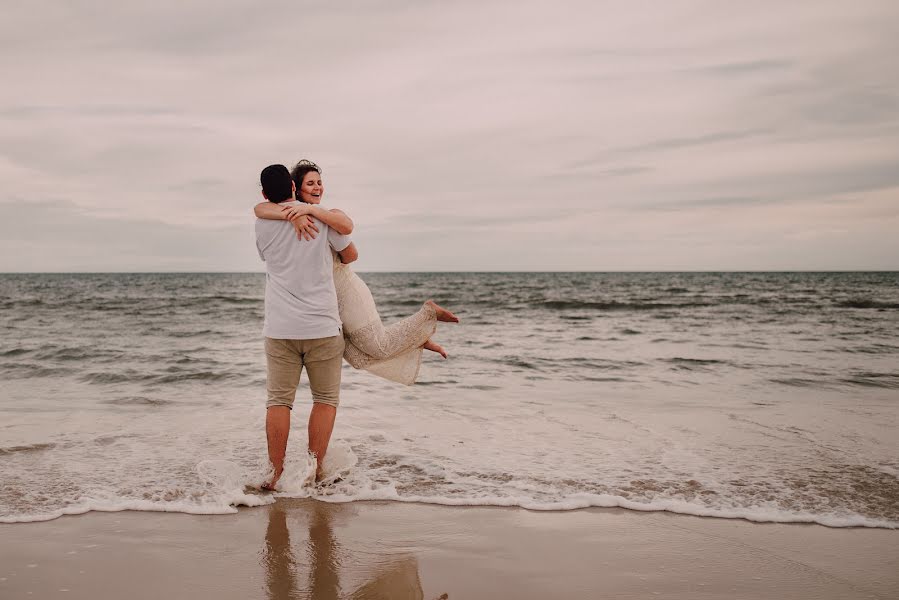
[0, 201, 256, 272]
[630, 161, 899, 213]
[692, 59, 794, 76]
[0, 0, 897, 271]
[616, 129, 772, 155]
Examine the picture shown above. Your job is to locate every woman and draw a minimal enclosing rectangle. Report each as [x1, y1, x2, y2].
[254, 160, 458, 385]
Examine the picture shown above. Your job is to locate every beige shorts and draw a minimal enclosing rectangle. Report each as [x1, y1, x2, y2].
[265, 335, 345, 409]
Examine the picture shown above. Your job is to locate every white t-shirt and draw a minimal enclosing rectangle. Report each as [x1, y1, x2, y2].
[255, 211, 352, 339]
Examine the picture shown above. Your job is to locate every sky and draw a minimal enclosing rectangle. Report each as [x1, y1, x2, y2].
[1, 0, 897, 271]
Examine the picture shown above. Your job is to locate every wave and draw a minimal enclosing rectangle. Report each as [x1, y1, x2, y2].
[492, 355, 647, 371]
[201, 295, 262, 305]
[841, 372, 899, 389]
[0, 496, 268, 524]
[314, 492, 897, 529]
[664, 357, 733, 371]
[79, 369, 242, 385]
[525, 296, 899, 313]
[33, 346, 124, 362]
[0, 299, 46, 309]
[0, 348, 30, 357]
[0, 442, 56, 456]
[1, 362, 74, 379]
[768, 372, 899, 390]
[0, 295, 263, 314]
[4, 485, 894, 530]
[845, 343, 899, 355]
[537, 300, 715, 311]
[102, 396, 174, 406]
[770, 377, 825, 388]
[3, 448, 897, 530]
[498, 356, 540, 370]
[155, 370, 242, 384]
[667, 357, 728, 364]
[384, 300, 435, 308]
[836, 299, 899, 309]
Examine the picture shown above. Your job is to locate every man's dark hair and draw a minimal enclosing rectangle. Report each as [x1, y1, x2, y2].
[260, 164, 293, 203]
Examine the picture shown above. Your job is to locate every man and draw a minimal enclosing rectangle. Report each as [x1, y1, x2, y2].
[255, 164, 357, 489]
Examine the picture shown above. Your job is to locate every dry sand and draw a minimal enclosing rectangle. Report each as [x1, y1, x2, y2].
[1, 500, 896, 599]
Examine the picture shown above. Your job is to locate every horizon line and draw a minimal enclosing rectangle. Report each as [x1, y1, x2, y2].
[2, 270, 897, 275]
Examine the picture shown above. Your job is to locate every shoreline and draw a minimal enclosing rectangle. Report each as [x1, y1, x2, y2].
[3, 497, 896, 530]
[2, 499, 896, 599]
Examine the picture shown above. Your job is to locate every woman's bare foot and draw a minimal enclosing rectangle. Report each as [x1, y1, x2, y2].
[424, 339, 447, 358]
[426, 300, 460, 323]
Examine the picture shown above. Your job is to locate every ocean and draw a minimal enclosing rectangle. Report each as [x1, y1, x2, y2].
[1, 272, 897, 527]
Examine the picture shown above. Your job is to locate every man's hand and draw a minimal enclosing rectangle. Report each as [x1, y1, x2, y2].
[337, 242, 358, 264]
[292, 215, 319, 241]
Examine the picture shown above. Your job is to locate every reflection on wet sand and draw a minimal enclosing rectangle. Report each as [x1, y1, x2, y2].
[263, 500, 434, 600]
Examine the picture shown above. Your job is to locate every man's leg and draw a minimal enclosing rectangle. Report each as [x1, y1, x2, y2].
[265, 406, 291, 488]
[303, 335, 345, 481]
[264, 338, 303, 490]
[308, 403, 337, 480]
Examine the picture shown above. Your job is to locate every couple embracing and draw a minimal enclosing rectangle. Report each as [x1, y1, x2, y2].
[254, 160, 458, 490]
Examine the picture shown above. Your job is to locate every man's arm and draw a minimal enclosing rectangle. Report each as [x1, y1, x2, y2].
[337, 242, 358, 264]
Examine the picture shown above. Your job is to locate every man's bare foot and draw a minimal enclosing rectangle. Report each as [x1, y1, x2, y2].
[423, 339, 447, 358]
[426, 300, 460, 323]
[315, 474, 344, 489]
[261, 468, 283, 491]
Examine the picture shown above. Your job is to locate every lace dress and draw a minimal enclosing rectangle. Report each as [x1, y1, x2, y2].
[333, 256, 437, 385]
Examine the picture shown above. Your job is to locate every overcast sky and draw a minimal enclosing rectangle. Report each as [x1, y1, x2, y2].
[1, 0, 897, 271]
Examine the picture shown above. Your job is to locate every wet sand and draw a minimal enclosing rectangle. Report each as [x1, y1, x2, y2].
[1, 500, 896, 599]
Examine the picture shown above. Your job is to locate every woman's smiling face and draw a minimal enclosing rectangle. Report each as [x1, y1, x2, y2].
[299, 171, 324, 204]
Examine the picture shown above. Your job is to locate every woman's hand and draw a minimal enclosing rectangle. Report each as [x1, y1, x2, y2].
[281, 204, 317, 240]
[293, 215, 319, 241]
[281, 203, 311, 221]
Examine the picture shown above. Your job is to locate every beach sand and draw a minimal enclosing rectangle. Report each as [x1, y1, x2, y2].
[1, 500, 896, 599]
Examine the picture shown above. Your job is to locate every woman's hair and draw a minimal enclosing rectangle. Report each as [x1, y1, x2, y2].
[290, 159, 322, 199]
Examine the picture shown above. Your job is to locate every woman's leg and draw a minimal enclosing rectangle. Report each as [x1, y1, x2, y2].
[348, 303, 435, 360]
[343, 339, 376, 370]
[423, 339, 447, 358]
[343, 339, 424, 386]
[425, 299, 460, 323]
[348, 300, 458, 361]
